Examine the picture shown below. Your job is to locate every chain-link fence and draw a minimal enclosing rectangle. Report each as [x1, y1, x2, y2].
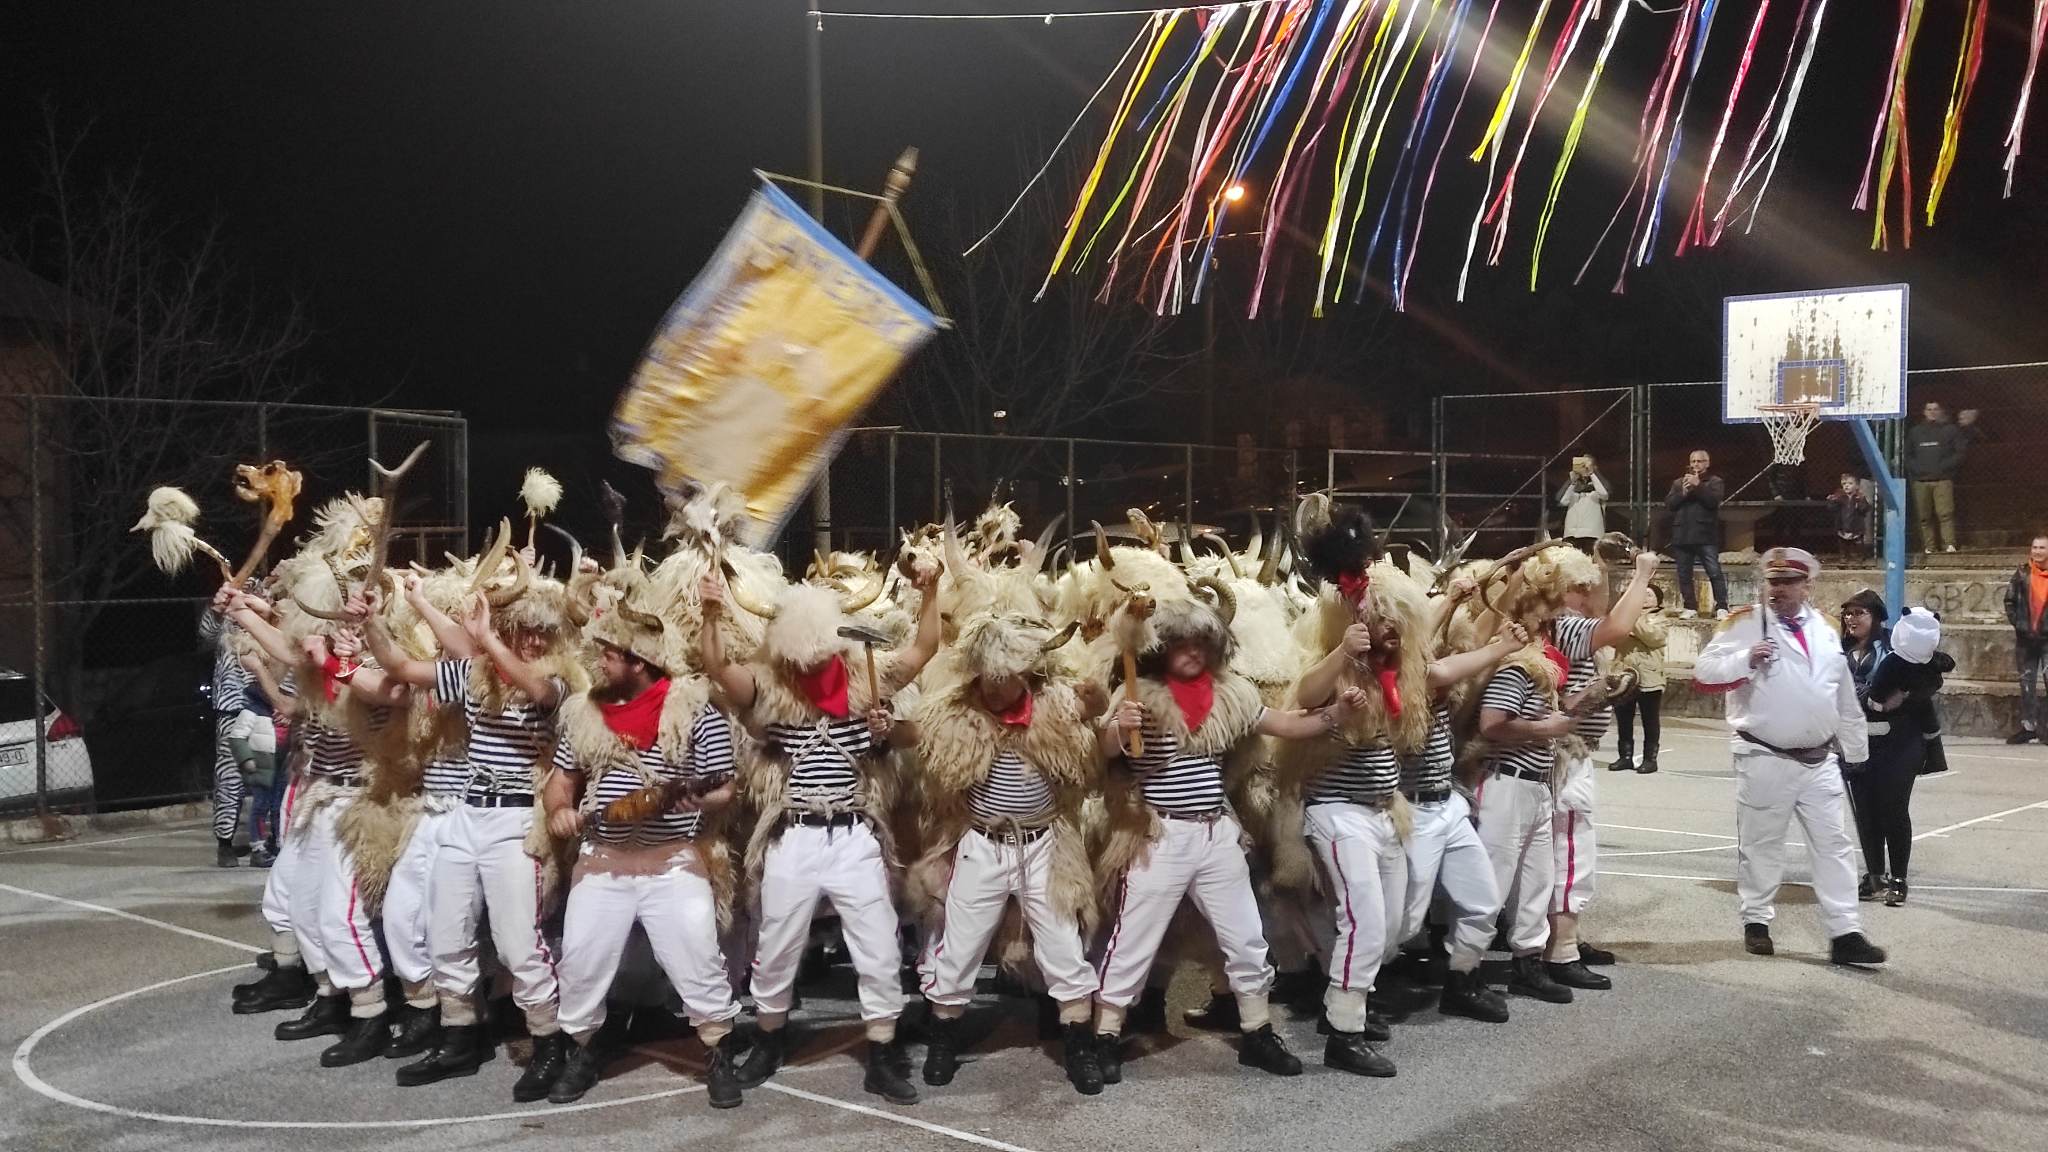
[0, 395, 467, 816]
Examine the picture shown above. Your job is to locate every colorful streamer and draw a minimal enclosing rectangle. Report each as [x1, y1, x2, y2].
[1530, 0, 1632, 288]
[1854, 0, 1927, 251]
[1396, 0, 1504, 309]
[1926, 0, 1988, 224]
[2004, 0, 2048, 196]
[1719, 0, 1831, 241]
[1637, 0, 1719, 267]
[1480, 0, 1598, 271]
[1676, 0, 1770, 256]
[1454, 0, 1555, 301]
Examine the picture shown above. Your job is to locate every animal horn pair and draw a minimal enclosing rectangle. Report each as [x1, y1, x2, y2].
[1193, 575, 1237, 627]
[1195, 530, 1245, 580]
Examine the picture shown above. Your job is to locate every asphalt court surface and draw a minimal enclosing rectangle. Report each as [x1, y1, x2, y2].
[5, 716, 2046, 1152]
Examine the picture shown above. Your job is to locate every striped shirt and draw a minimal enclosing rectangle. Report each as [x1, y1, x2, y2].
[1307, 741, 1400, 805]
[967, 750, 1054, 822]
[422, 758, 470, 798]
[276, 674, 365, 783]
[434, 659, 563, 797]
[558, 703, 735, 845]
[203, 617, 249, 714]
[1555, 613, 1611, 743]
[1478, 667, 1555, 778]
[1400, 705, 1457, 797]
[1128, 709, 1265, 815]
[765, 716, 874, 810]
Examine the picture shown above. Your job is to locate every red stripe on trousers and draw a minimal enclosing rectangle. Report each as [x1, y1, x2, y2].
[345, 882, 377, 978]
[1095, 872, 1131, 981]
[1560, 811, 1578, 912]
[1328, 839, 1357, 991]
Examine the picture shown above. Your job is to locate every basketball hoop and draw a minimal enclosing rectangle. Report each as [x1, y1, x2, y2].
[1756, 402, 1823, 465]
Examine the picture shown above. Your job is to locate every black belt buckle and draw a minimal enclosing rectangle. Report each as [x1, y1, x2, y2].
[1159, 808, 1227, 823]
[976, 822, 1051, 844]
[466, 792, 534, 809]
[1410, 788, 1452, 804]
[1501, 765, 1550, 784]
[787, 810, 858, 829]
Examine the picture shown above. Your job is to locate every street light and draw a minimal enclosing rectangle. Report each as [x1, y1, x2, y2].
[1222, 183, 1247, 204]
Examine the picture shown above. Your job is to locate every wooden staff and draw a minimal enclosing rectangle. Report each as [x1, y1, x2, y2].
[855, 148, 918, 261]
[1120, 595, 1155, 759]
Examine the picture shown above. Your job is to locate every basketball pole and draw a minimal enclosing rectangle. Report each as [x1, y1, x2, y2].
[1849, 417, 1907, 619]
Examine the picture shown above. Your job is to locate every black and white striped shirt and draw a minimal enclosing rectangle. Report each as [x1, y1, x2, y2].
[557, 703, 734, 845]
[1129, 710, 1264, 815]
[200, 610, 247, 713]
[1401, 705, 1457, 797]
[1555, 613, 1610, 743]
[422, 757, 470, 798]
[766, 716, 873, 810]
[1478, 667, 1555, 778]
[1308, 741, 1400, 805]
[435, 659, 563, 797]
[968, 750, 1054, 822]
[277, 674, 364, 783]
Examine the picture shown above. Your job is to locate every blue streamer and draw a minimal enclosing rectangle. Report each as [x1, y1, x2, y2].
[1375, 0, 1471, 304]
[1642, 0, 1719, 262]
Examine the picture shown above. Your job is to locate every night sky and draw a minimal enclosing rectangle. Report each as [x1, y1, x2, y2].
[7, 0, 2046, 434]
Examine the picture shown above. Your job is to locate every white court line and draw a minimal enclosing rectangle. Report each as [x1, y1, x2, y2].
[1602, 845, 1737, 858]
[1912, 798, 2048, 841]
[0, 882, 263, 954]
[1599, 869, 2048, 894]
[762, 1080, 1051, 1152]
[1595, 823, 1736, 840]
[0, 826, 203, 856]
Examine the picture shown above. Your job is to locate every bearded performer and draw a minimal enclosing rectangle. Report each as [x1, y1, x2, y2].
[539, 593, 746, 1108]
[365, 551, 582, 1102]
[1093, 592, 1366, 1083]
[699, 566, 942, 1106]
[909, 612, 1107, 1096]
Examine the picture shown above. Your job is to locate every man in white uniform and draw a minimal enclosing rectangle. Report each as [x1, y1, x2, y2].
[1693, 547, 1887, 966]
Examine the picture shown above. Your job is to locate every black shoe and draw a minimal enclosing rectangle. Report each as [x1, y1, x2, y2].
[1314, 1011, 1390, 1044]
[1744, 923, 1775, 956]
[1508, 956, 1573, 1004]
[1236, 1024, 1302, 1077]
[386, 1004, 440, 1059]
[863, 1039, 918, 1105]
[548, 1039, 605, 1103]
[706, 1033, 744, 1110]
[513, 1032, 570, 1102]
[1323, 1031, 1396, 1077]
[1061, 1022, 1103, 1096]
[2007, 729, 2037, 745]
[1096, 1033, 1124, 1085]
[1608, 755, 1636, 773]
[1885, 879, 1907, 907]
[1636, 755, 1659, 775]
[275, 994, 348, 1040]
[733, 1026, 786, 1088]
[256, 951, 278, 972]
[319, 1014, 390, 1067]
[397, 1025, 484, 1086]
[1546, 960, 1611, 991]
[1577, 943, 1616, 967]
[1830, 932, 1888, 967]
[921, 1016, 960, 1087]
[216, 840, 240, 868]
[234, 965, 314, 1014]
[1182, 991, 1239, 1033]
[1858, 873, 1883, 902]
[249, 846, 277, 869]
[1437, 970, 1510, 1023]
[1127, 985, 1168, 1036]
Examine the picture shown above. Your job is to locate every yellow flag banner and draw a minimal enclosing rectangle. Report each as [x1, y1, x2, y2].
[612, 181, 938, 546]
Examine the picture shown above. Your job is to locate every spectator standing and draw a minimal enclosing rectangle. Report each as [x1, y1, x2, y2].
[2004, 534, 2048, 743]
[1904, 401, 1979, 554]
[1557, 455, 1609, 552]
[1609, 584, 1670, 774]
[1664, 449, 1727, 618]
[1845, 605, 1951, 907]
[1826, 474, 1872, 563]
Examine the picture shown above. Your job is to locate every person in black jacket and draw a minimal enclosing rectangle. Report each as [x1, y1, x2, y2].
[2004, 534, 2048, 743]
[1843, 598, 1951, 908]
[1904, 401, 1979, 554]
[1664, 449, 1727, 617]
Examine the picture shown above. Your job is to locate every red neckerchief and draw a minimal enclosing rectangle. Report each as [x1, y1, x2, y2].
[598, 677, 670, 750]
[319, 653, 344, 702]
[1336, 570, 1370, 606]
[1542, 643, 1570, 684]
[1167, 669, 1215, 731]
[1376, 665, 1403, 717]
[994, 687, 1033, 727]
[796, 655, 852, 719]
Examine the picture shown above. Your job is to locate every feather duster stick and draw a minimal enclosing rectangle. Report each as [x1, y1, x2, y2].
[132, 486, 233, 580]
[519, 467, 562, 552]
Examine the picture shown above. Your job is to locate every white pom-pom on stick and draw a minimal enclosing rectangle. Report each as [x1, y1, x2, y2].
[519, 467, 562, 551]
[132, 485, 232, 579]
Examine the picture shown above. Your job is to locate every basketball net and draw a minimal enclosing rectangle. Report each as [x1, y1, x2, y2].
[1756, 402, 1823, 465]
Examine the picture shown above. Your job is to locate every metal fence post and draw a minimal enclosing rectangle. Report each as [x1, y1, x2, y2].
[931, 435, 943, 522]
[1184, 444, 1195, 527]
[1432, 395, 1447, 554]
[29, 393, 48, 813]
[256, 402, 269, 463]
[1064, 438, 1076, 540]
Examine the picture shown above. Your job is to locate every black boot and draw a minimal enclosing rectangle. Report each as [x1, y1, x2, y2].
[706, 1033, 744, 1110]
[319, 1013, 390, 1067]
[1236, 1023, 1302, 1077]
[1096, 1033, 1124, 1085]
[921, 1015, 960, 1086]
[1608, 752, 1635, 772]
[386, 1004, 440, 1059]
[1545, 960, 1611, 991]
[1885, 878, 1908, 907]
[1743, 923, 1775, 956]
[513, 1032, 570, 1102]
[1829, 932, 1888, 967]
[1437, 969, 1510, 1024]
[217, 839, 240, 868]
[1508, 956, 1573, 1004]
[1062, 1022, 1103, 1096]
[396, 1024, 485, 1086]
[1127, 985, 1169, 1035]
[234, 965, 314, 1014]
[1577, 942, 1617, 967]
[548, 1039, 605, 1103]
[1181, 991, 1239, 1032]
[1858, 873, 1883, 902]
[1636, 754, 1659, 775]
[733, 1025, 786, 1088]
[1323, 1031, 1396, 1078]
[863, 1039, 918, 1105]
[275, 994, 349, 1041]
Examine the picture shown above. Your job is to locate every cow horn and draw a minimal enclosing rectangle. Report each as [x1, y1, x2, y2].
[468, 518, 514, 596]
[615, 598, 665, 632]
[1199, 531, 1245, 580]
[1194, 575, 1237, 626]
[1092, 521, 1115, 570]
[485, 549, 532, 607]
[1256, 516, 1283, 585]
[840, 577, 884, 616]
[1026, 513, 1065, 573]
[1041, 620, 1082, 652]
[718, 556, 781, 619]
[942, 518, 971, 579]
[1245, 514, 1263, 569]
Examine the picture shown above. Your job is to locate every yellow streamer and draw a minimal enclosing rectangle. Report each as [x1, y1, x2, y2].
[1926, 0, 1986, 224]
[1532, 0, 1631, 288]
[1469, 0, 1554, 163]
[1869, 0, 1925, 250]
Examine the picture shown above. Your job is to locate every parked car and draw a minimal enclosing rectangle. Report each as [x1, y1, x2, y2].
[0, 669, 95, 811]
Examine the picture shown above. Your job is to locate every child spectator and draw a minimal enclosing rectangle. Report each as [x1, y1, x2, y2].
[1827, 474, 1872, 562]
[1609, 584, 1670, 774]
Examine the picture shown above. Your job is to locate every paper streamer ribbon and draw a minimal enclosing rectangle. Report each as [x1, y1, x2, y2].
[1480, 0, 1597, 271]
[1636, 0, 1719, 267]
[1704, 0, 1815, 247]
[1335, 0, 1442, 304]
[1574, 0, 1695, 290]
[2004, 0, 2048, 197]
[1368, 0, 1469, 289]
[1925, 0, 1988, 224]
[1677, 0, 1769, 256]
[1531, 0, 1631, 287]
[1854, 0, 1926, 251]
[1396, 0, 1503, 310]
[1455, 0, 1555, 300]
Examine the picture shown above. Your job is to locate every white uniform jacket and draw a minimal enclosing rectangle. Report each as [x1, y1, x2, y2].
[1693, 604, 1868, 765]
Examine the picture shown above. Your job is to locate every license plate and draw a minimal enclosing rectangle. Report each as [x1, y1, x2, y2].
[0, 747, 26, 767]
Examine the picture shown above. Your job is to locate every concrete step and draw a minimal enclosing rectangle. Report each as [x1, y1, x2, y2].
[1656, 561, 2017, 623]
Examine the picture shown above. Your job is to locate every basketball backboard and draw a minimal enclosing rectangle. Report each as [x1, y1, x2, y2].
[1722, 284, 1907, 423]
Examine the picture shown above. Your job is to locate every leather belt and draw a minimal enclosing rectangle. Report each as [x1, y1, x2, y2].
[785, 810, 862, 829]
[972, 821, 1053, 845]
[1157, 808, 1229, 823]
[1736, 730, 1832, 766]
[1407, 787, 1453, 804]
[466, 791, 534, 808]
[1494, 764, 1551, 784]
[1307, 793, 1394, 809]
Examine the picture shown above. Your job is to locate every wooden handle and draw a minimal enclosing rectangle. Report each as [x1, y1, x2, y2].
[526, 513, 538, 554]
[1121, 647, 1143, 758]
[865, 645, 880, 705]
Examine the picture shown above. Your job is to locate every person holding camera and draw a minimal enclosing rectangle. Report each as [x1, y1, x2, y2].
[1557, 455, 1609, 553]
[1665, 449, 1728, 618]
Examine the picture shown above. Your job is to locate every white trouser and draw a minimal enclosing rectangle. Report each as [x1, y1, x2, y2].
[1304, 802, 1405, 1025]
[430, 804, 560, 1033]
[1403, 794, 1503, 973]
[557, 843, 740, 1043]
[918, 828, 1098, 1015]
[288, 793, 388, 1016]
[260, 776, 305, 963]
[1475, 774, 1555, 956]
[1550, 807, 1597, 916]
[1735, 751, 1862, 939]
[1095, 814, 1273, 1032]
[381, 804, 452, 1003]
[751, 820, 903, 1040]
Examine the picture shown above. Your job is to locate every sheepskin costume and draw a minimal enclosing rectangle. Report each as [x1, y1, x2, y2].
[1443, 546, 1589, 778]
